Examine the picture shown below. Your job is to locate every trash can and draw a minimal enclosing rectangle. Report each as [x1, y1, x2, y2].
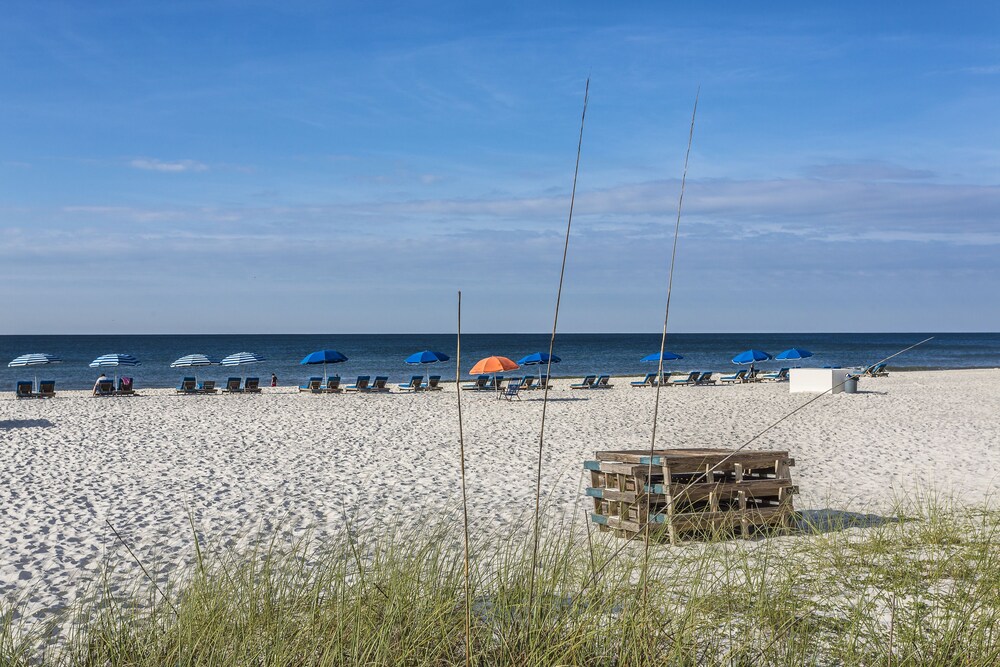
[843, 376, 858, 394]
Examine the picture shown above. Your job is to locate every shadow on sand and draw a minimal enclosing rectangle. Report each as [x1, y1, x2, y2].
[793, 509, 899, 534]
[0, 418, 56, 431]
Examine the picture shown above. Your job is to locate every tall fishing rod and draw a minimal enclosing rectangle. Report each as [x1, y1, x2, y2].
[642, 90, 699, 598]
[529, 77, 590, 607]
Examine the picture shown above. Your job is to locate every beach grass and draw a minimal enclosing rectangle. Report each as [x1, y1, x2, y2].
[2, 495, 998, 665]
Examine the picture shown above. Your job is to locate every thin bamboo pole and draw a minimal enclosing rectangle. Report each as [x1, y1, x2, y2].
[455, 290, 472, 667]
[529, 77, 590, 607]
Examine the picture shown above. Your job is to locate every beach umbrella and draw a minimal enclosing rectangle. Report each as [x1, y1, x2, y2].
[220, 352, 266, 382]
[731, 349, 772, 365]
[518, 352, 561, 385]
[170, 353, 219, 384]
[775, 348, 813, 361]
[405, 350, 449, 384]
[640, 351, 683, 362]
[8, 353, 62, 392]
[301, 349, 348, 383]
[89, 353, 141, 385]
[469, 356, 519, 375]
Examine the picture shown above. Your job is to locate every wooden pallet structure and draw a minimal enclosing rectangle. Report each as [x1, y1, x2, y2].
[585, 448, 797, 544]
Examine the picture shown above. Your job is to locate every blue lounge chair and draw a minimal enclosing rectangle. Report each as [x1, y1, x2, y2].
[15, 381, 34, 399]
[37, 380, 56, 398]
[499, 378, 523, 401]
[370, 376, 390, 392]
[631, 373, 657, 388]
[483, 375, 504, 391]
[695, 372, 716, 385]
[177, 377, 198, 394]
[398, 375, 424, 391]
[760, 368, 790, 382]
[667, 371, 699, 386]
[570, 375, 596, 389]
[422, 375, 442, 391]
[299, 377, 323, 393]
[521, 376, 537, 390]
[244, 377, 262, 393]
[462, 375, 489, 391]
[594, 375, 613, 388]
[863, 363, 888, 377]
[719, 369, 747, 384]
[324, 376, 342, 393]
[94, 379, 115, 396]
[222, 377, 243, 393]
[116, 377, 135, 395]
[346, 375, 371, 392]
[198, 380, 217, 394]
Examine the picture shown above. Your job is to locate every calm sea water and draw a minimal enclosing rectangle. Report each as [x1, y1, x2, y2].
[2, 333, 998, 391]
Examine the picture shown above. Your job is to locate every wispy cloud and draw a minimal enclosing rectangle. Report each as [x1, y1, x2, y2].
[129, 158, 208, 173]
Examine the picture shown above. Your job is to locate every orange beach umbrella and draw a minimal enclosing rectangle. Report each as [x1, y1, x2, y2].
[469, 356, 519, 375]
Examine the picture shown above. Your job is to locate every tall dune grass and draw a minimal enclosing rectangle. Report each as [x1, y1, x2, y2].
[2, 496, 998, 665]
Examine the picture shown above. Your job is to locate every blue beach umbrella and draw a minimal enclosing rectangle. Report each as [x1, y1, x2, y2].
[641, 351, 683, 362]
[775, 348, 813, 361]
[405, 350, 449, 384]
[8, 353, 62, 392]
[301, 349, 349, 382]
[170, 354, 219, 384]
[90, 353, 141, 385]
[731, 349, 772, 365]
[518, 351, 561, 384]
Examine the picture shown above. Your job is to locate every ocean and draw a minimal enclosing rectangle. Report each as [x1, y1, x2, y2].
[2, 333, 998, 391]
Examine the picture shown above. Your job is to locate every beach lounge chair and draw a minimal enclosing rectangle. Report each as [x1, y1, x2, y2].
[719, 369, 747, 384]
[537, 374, 550, 389]
[370, 376, 390, 392]
[299, 377, 323, 393]
[222, 377, 243, 393]
[760, 368, 790, 382]
[398, 375, 424, 391]
[422, 375, 443, 391]
[631, 372, 657, 388]
[500, 378, 522, 401]
[521, 375, 537, 390]
[346, 375, 371, 392]
[695, 372, 716, 385]
[594, 375, 613, 388]
[15, 381, 34, 399]
[667, 371, 699, 386]
[198, 380, 217, 394]
[862, 363, 888, 377]
[570, 375, 596, 389]
[116, 377, 135, 395]
[484, 375, 505, 391]
[244, 377, 262, 393]
[37, 380, 56, 398]
[94, 379, 115, 396]
[462, 374, 489, 391]
[324, 376, 342, 393]
[177, 377, 198, 394]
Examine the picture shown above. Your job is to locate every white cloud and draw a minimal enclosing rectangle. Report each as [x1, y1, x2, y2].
[129, 158, 208, 173]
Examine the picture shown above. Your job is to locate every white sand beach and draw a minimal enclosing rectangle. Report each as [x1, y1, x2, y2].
[1, 369, 998, 622]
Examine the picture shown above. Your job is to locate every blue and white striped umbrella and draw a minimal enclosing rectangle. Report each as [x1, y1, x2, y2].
[89, 353, 140, 386]
[90, 353, 141, 368]
[8, 353, 62, 392]
[220, 352, 266, 367]
[8, 353, 62, 368]
[170, 354, 219, 368]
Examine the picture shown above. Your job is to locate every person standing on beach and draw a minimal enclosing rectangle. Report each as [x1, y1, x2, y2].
[271, 373, 278, 387]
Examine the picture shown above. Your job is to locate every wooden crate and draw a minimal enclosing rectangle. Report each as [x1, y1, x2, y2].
[585, 448, 796, 543]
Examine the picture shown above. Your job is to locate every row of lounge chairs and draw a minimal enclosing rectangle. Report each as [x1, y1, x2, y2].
[298, 374, 446, 394]
[630, 368, 791, 387]
[94, 377, 136, 396]
[569, 375, 614, 389]
[177, 377, 261, 394]
[462, 374, 551, 391]
[862, 363, 889, 377]
[15, 381, 56, 399]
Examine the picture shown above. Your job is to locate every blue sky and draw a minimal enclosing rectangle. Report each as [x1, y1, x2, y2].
[2, 1, 998, 333]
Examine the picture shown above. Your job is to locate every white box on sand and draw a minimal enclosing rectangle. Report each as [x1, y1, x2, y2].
[789, 368, 851, 394]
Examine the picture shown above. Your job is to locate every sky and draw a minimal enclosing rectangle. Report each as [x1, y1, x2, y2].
[1, 1, 998, 334]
